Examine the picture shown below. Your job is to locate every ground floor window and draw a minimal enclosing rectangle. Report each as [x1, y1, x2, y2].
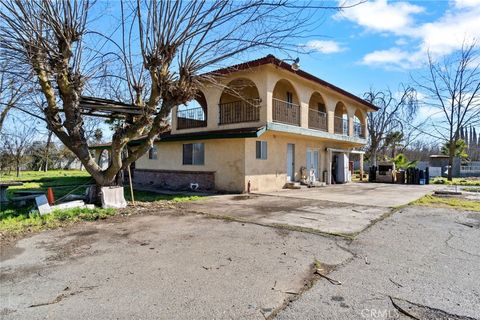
[183, 143, 205, 165]
[149, 146, 158, 160]
[256, 141, 267, 160]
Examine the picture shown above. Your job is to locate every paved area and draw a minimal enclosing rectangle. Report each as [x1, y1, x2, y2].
[277, 206, 480, 320]
[2, 190, 479, 320]
[182, 194, 388, 235]
[0, 213, 352, 320]
[257, 183, 437, 207]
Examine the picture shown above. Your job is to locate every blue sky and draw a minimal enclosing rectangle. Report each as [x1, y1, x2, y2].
[276, 0, 479, 98]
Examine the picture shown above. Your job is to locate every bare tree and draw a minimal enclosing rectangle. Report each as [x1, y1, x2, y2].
[0, 0, 349, 193]
[363, 86, 418, 166]
[0, 61, 27, 131]
[1, 123, 36, 177]
[415, 41, 480, 180]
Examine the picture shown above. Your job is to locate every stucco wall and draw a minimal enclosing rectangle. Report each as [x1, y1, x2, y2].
[171, 63, 371, 140]
[244, 131, 359, 192]
[135, 139, 246, 192]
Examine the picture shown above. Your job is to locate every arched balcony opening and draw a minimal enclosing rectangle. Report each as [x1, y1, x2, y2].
[219, 78, 261, 125]
[272, 79, 300, 126]
[334, 102, 348, 135]
[177, 91, 208, 129]
[308, 92, 327, 132]
[354, 109, 366, 138]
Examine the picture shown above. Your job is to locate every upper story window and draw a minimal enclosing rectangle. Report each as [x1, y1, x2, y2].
[183, 143, 205, 165]
[256, 141, 267, 160]
[149, 146, 158, 160]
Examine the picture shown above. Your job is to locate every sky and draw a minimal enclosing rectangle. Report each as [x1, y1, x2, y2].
[3, 0, 479, 143]
[281, 0, 480, 97]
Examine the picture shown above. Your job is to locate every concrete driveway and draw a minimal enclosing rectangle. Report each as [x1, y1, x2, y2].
[1, 214, 352, 320]
[256, 182, 436, 207]
[182, 183, 435, 236]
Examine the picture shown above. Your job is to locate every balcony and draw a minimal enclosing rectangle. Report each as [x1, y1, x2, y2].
[177, 107, 207, 129]
[219, 99, 260, 125]
[334, 116, 348, 135]
[308, 109, 327, 131]
[354, 122, 366, 138]
[273, 98, 300, 126]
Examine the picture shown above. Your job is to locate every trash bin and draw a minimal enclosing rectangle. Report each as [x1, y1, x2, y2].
[395, 171, 405, 184]
[323, 170, 328, 183]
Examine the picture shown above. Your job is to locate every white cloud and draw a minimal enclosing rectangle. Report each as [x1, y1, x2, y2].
[349, 1, 480, 69]
[417, 8, 480, 56]
[362, 48, 423, 69]
[453, 0, 480, 8]
[336, 0, 424, 34]
[303, 40, 346, 54]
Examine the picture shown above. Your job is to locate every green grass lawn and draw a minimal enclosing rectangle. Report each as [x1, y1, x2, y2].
[1, 170, 93, 200]
[0, 207, 116, 234]
[1, 170, 203, 235]
[462, 186, 480, 192]
[431, 177, 480, 186]
[412, 195, 480, 212]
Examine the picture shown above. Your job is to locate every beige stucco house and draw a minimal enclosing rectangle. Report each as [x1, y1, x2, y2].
[98, 55, 377, 193]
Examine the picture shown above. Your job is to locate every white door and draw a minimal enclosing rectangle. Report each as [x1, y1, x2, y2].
[306, 149, 319, 181]
[335, 153, 349, 183]
[287, 143, 295, 181]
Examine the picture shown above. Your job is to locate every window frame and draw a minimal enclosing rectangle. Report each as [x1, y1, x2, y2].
[183, 143, 205, 165]
[256, 141, 267, 160]
[148, 146, 158, 160]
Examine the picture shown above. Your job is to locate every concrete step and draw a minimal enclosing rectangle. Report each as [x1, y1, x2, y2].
[284, 182, 301, 189]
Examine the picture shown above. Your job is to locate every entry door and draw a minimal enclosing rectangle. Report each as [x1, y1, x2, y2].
[287, 143, 295, 181]
[306, 148, 319, 181]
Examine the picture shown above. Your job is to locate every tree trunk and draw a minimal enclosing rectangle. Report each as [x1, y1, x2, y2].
[447, 141, 455, 181]
[372, 149, 378, 167]
[43, 131, 53, 172]
[16, 162, 20, 177]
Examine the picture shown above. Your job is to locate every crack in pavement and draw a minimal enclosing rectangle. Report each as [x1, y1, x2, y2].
[445, 230, 480, 258]
[390, 296, 479, 320]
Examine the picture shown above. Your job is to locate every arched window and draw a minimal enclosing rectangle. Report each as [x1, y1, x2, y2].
[308, 92, 327, 131]
[334, 102, 348, 135]
[219, 78, 261, 124]
[177, 91, 208, 129]
[272, 79, 300, 126]
[354, 109, 366, 138]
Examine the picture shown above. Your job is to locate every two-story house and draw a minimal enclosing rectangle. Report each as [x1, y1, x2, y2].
[123, 55, 377, 192]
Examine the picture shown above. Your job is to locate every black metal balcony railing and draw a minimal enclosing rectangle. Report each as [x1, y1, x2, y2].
[308, 109, 327, 131]
[354, 122, 366, 138]
[219, 98, 260, 125]
[273, 98, 300, 126]
[334, 116, 348, 135]
[177, 107, 207, 129]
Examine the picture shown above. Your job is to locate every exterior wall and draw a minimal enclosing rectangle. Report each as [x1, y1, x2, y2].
[244, 131, 357, 192]
[134, 169, 215, 191]
[135, 138, 246, 192]
[171, 66, 270, 135]
[171, 63, 371, 143]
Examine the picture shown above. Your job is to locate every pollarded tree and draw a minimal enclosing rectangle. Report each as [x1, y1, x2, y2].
[0, 0, 351, 190]
[415, 41, 480, 180]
